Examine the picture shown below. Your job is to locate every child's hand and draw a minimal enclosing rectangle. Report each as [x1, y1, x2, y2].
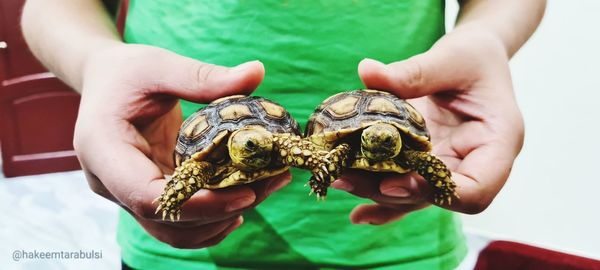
[336, 27, 524, 225]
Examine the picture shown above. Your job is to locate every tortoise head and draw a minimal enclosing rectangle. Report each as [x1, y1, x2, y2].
[361, 122, 402, 162]
[228, 127, 273, 170]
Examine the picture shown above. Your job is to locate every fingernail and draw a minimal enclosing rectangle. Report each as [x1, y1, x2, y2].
[331, 180, 354, 192]
[226, 196, 255, 212]
[223, 216, 244, 235]
[352, 218, 371, 225]
[381, 186, 411, 197]
[357, 219, 370, 225]
[362, 58, 386, 68]
[231, 60, 261, 73]
[267, 176, 291, 194]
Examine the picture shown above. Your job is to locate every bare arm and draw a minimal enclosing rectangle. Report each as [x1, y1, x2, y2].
[22, 0, 121, 91]
[456, 0, 546, 57]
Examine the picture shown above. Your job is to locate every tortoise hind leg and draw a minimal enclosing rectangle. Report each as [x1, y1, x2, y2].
[155, 160, 215, 221]
[397, 150, 459, 205]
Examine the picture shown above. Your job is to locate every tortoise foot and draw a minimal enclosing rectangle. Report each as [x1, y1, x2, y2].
[155, 160, 215, 221]
[306, 143, 352, 200]
[323, 143, 351, 179]
[400, 150, 459, 205]
[307, 175, 329, 200]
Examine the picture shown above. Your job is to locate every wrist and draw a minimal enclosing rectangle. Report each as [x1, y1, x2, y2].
[446, 23, 509, 60]
[79, 41, 128, 91]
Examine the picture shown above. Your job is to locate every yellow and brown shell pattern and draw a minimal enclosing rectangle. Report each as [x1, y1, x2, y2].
[306, 89, 431, 151]
[175, 95, 301, 167]
[305, 89, 458, 204]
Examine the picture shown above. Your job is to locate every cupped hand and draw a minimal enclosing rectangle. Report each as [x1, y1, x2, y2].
[335, 27, 524, 225]
[74, 44, 291, 248]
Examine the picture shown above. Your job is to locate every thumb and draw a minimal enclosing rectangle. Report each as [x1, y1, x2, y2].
[358, 48, 467, 99]
[153, 52, 265, 103]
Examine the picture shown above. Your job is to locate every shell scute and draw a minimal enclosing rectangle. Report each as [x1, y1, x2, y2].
[175, 96, 301, 168]
[306, 89, 430, 150]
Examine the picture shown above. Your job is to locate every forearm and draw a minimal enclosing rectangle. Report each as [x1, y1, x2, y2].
[21, 0, 122, 92]
[456, 0, 546, 58]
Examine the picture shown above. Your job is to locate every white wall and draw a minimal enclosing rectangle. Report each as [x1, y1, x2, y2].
[446, 0, 600, 259]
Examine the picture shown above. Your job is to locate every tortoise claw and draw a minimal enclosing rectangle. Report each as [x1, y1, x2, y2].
[155, 160, 215, 222]
[321, 165, 329, 174]
[152, 196, 160, 205]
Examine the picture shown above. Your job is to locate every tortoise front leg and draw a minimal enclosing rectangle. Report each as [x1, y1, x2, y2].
[272, 134, 327, 170]
[307, 143, 352, 198]
[271, 134, 332, 181]
[154, 160, 215, 221]
[397, 150, 459, 205]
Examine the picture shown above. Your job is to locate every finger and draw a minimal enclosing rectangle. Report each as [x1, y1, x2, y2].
[151, 172, 291, 223]
[349, 203, 429, 225]
[332, 169, 382, 200]
[74, 118, 163, 216]
[75, 119, 258, 223]
[198, 216, 245, 248]
[149, 50, 265, 102]
[379, 174, 419, 198]
[442, 142, 517, 214]
[135, 215, 242, 249]
[248, 171, 292, 204]
[358, 46, 472, 98]
[146, 180, 257, 223]
[334, 171, 426, 205]
[375, 174, 427, 205]
[149, 172, 291, 222]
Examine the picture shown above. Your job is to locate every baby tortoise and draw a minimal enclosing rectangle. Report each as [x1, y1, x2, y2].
[305, 89, 459, 205]
[155, 95, 332, 221]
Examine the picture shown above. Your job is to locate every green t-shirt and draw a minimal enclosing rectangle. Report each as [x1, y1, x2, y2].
[118, 1, 467, 269]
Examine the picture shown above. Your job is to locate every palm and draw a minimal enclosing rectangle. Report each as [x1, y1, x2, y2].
[138, 102, 183, 175]
[410, 95, 488, 171]
[355, 46, 524, 217]
[406, 79, 523, 213]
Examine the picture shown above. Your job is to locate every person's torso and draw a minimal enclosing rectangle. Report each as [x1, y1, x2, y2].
[118, 1, 466, 269]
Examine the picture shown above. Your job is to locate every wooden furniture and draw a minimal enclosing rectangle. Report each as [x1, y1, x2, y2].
[0, 0, 81, 177]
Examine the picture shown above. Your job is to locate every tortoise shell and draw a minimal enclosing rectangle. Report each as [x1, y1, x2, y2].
[306, 89, 431, 152]
[175, 95, 301, 167]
